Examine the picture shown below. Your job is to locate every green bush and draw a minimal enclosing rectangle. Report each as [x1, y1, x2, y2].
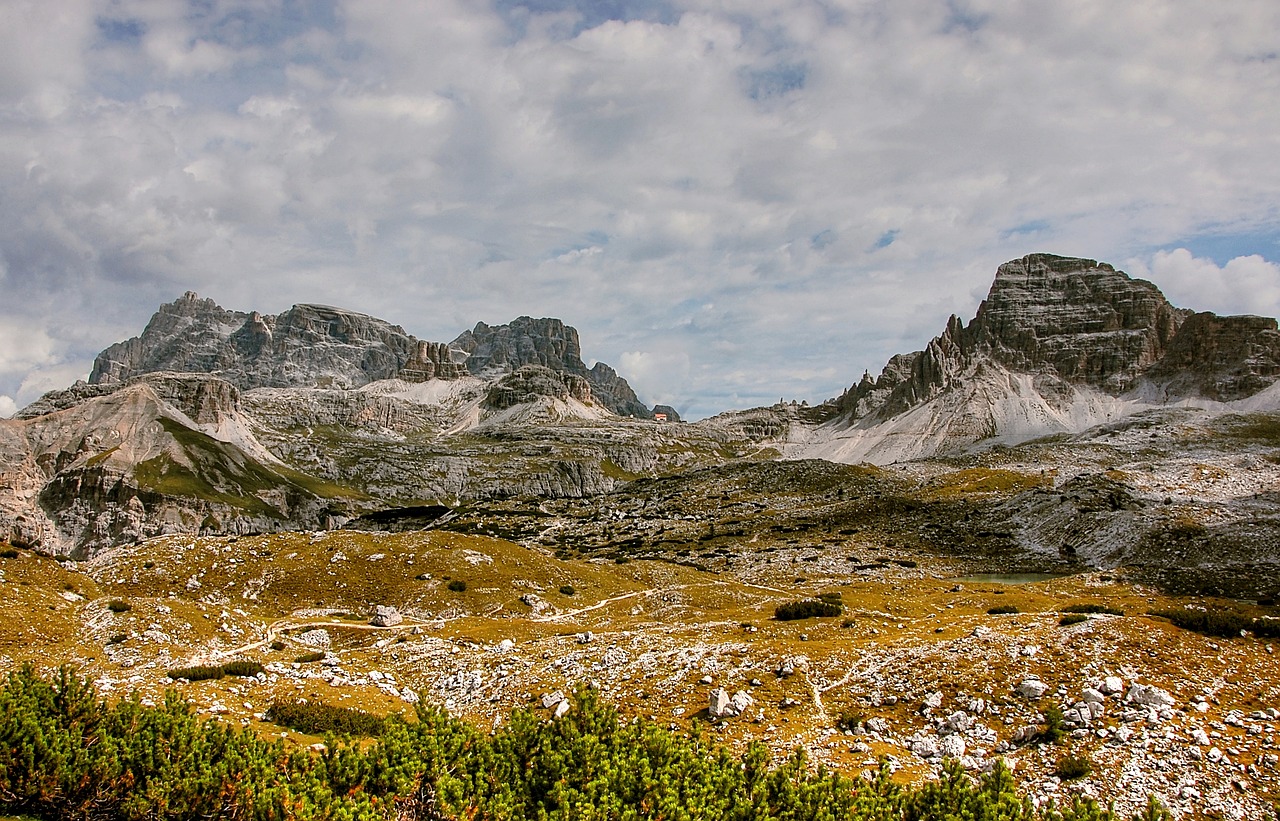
[559, 584, 576, 596]
[1059, 614, 1089, 626]
[269, 639, 286, 651]
[447, 579, 467, 592]
[0, 665, 1175, 821]
[106, 599, 131, 613]
[1037, 705, 1066, 745]
[222, 660, 264, 678]
[774, 599, 843, 620]
[296, 650, 326, 663]
[987, 605, 1019, 615]
[1056, 753, 1092, 780]
[264, 698, 384, 737]
[0, 547, 19, 559]
[166, 665, 224, 682]
[835, 709, 864, 732]
[1152, 607, 1280, 639]
[1062, 603, 1124, 616]
[106, 634, 128, 645]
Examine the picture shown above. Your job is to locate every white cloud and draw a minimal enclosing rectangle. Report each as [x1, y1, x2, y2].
[1129, 249, 1280, 318]
[1, 0, 1279, 419]
[0, 395, 16, 419]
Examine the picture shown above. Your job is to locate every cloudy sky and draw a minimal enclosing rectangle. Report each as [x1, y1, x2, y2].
[2, 0, 1279, 419]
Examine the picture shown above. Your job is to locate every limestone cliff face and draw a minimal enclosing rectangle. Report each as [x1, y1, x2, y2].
[452, 317, 650, 417]
[89, 292, 464, 390]
[811, 253, 1280, 464]
[835, 254, 1279, 425]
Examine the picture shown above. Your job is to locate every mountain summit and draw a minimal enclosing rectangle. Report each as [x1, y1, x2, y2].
[89, 295, 649, 418]
[801, 253, 1280, 464]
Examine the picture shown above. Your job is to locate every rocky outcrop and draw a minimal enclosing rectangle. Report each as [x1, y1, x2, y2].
[398, 341, 467, 383]
[453, 317, 649, 417]
[1145, 312, 1280, 400]
[814, 254, 1280, 463]
[88, 292, 453, 391]
[484, 366, 593, 410]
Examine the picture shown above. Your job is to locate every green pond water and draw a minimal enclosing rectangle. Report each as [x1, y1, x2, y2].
[950, 573, 1070, 585]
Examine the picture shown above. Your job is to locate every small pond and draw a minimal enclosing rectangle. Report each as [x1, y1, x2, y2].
[949, 573, 1071, 586]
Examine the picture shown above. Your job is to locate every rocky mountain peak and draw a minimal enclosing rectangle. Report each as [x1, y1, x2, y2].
[452, 317, 649, 418]
[820, 253, 1280, 463]
[968, 253, 1188, 392]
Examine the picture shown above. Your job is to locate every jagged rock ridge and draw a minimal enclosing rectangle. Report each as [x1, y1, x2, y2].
[452, 317, 650, 417]
[804, 253, 1280, 464]
[87, 294, 649, 417]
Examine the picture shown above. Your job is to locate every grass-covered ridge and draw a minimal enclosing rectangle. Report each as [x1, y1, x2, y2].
[0, 666, 1181, 821]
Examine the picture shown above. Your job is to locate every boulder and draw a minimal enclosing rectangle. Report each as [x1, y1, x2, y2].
[1017, 679, 1049, 700]
[370, 606, 403, 627]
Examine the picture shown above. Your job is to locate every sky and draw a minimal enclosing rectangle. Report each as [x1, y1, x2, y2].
[1, 0, 1279, 420]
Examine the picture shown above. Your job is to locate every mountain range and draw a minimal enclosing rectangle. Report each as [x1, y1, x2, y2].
[4, 252, 1280, 586]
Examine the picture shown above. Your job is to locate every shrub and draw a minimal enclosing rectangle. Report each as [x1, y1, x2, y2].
[106, 599, 131, 613]
[1059, 614, 1089, 626]
[222, 661, 264, 678]
[1037, 705, 1066, 745]
[614, 556, 631, 564]
[167, 665, 224, 682]
[447, 579, 467, 592]
[1062, 603, 1124, 616]
[1055, 753, 1092, 780]
[835, 709, 864, 732]
[269, 640, 285, 651]
[559, 584, 576, 596]
[817, 591, 843, 605]
[264, 699, 384, 737]
[840, 618, 857, 629]
[1151, 607, 1280, 639]
[0, 548, 19, 559]
[987, 605, 1019, 616]
[106, 634, 128, 645]
[295, 651, 326, 664]
[775, 599, 843, 621]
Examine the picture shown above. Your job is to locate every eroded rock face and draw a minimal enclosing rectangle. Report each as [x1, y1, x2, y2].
[89, 293, 441, 391]
[840, 255, 1280, 423]
[484, 366, 594, 410]
[453, 317, 649, 417]
[398, 341, 468, 383]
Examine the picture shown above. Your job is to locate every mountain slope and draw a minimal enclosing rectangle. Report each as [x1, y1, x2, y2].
[795, 253, 1280, 464]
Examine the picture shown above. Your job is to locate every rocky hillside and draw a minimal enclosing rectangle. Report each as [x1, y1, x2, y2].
[796, 254, 1280, 464]
[89, 294, 651, 418]
[452, 317, 650, 418]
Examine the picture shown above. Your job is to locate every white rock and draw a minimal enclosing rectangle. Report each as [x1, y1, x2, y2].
[1017, 679, 1049, 700]
[1193, 728, 1211, 746]
[1100, 676, 1124, 695]
[1125, 683, 1174, 708]
[1081, 688, 1105, 704]
[923, 691, 944, 709]
[939, 734, 966, 758]
[370, 606, 403, 627]
[542, 690, 566, 709]
[553, 700, 571, 719]
[729, 690, 754, 715]
[709, 688, 733, 718]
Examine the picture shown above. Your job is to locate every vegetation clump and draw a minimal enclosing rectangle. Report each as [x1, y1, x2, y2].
[1059, 613, 1090, 627]
[265, 698, 385, 737]
[1062, 603, 1124, 616]
[774, 599, 843, 620]
[0, 666, 1178, 821]
[296, 650, 327, 663]
[166, 664, 225, 681]
[0, 547, 19, 559]
[987, 604, 1020, 615]
[559, 584, 576, 596]
[447, 579, 467, 592]
[1056, 753, 1093, 781]
[106, 599, 132, 613]
[222, 660, 265, 678]
[1152, 607, 1280, 639]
